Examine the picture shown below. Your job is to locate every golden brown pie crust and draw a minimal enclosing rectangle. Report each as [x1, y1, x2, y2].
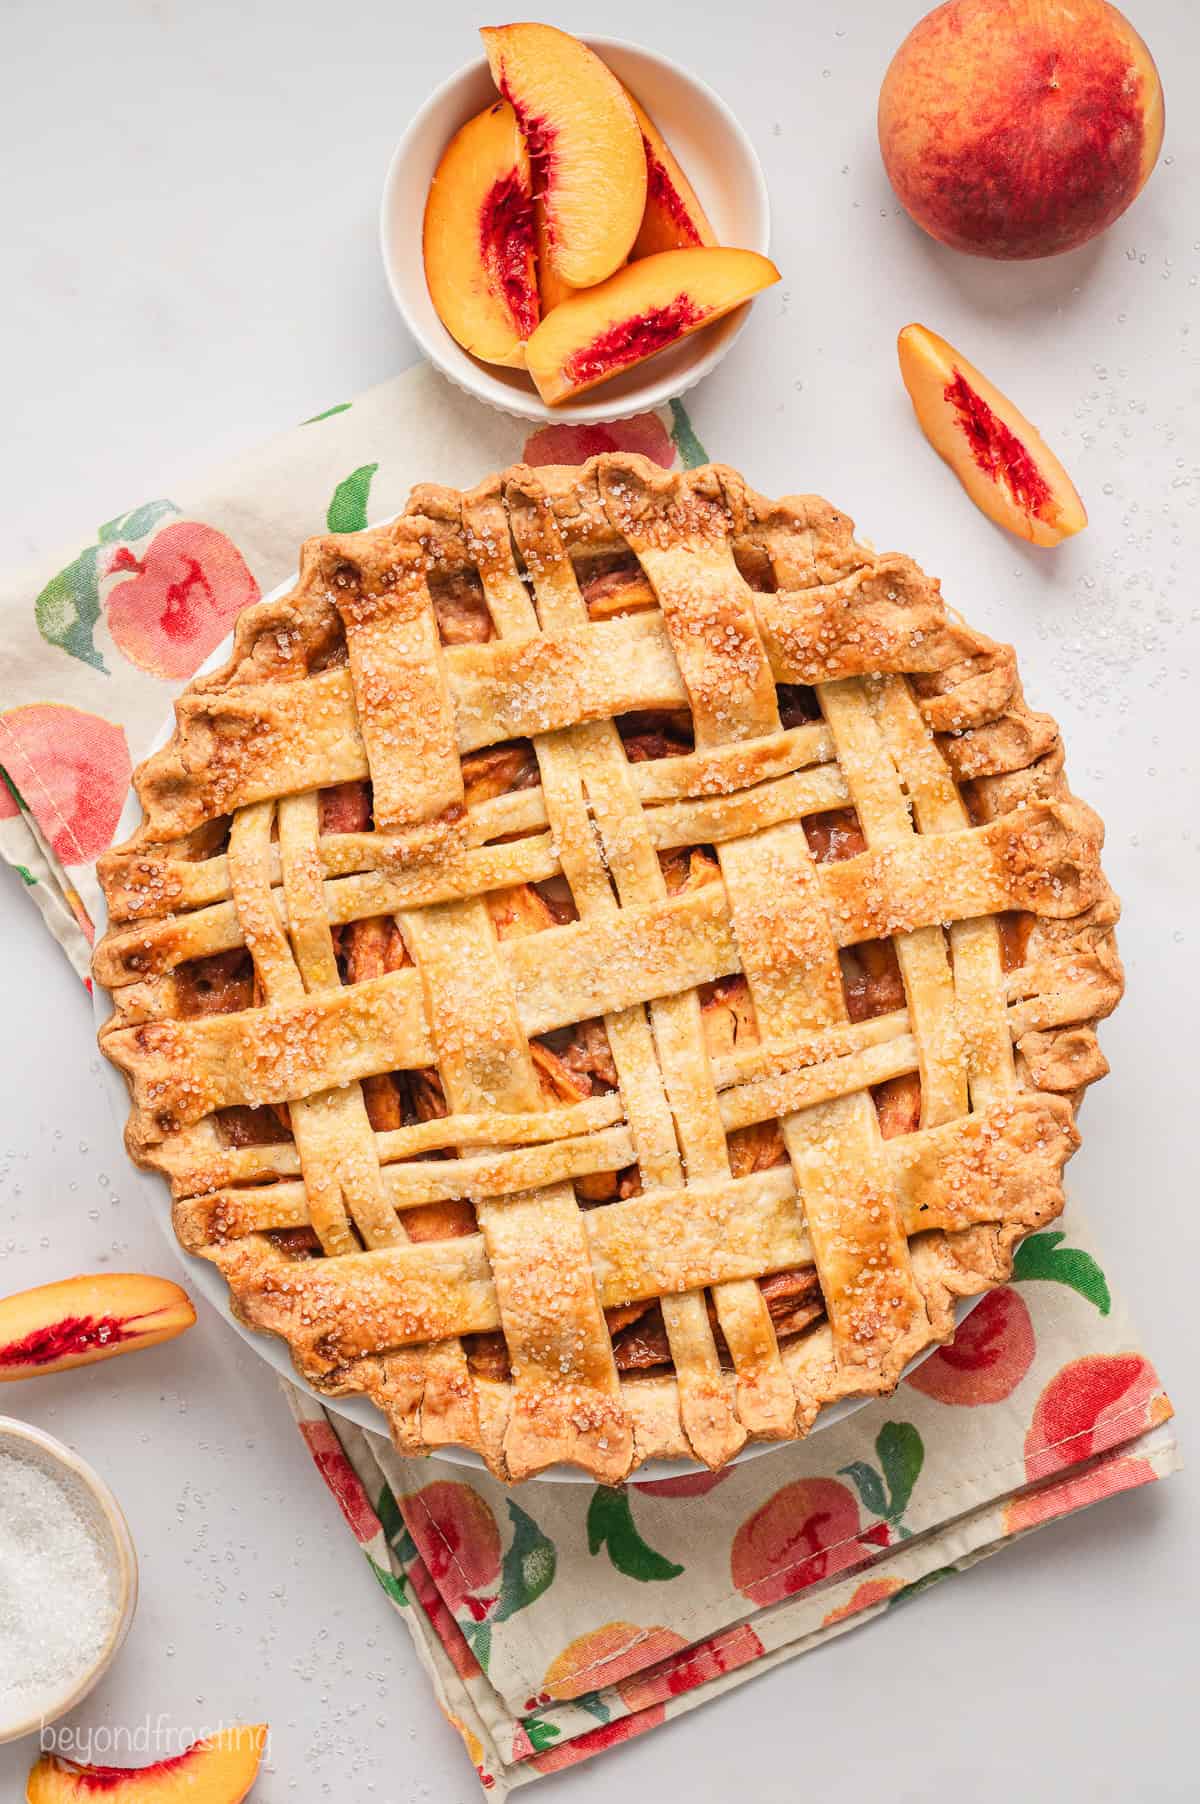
[93, 456, 1122, 1482]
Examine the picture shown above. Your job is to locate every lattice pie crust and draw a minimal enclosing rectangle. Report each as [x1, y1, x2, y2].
[94, 457, 1122, 1482]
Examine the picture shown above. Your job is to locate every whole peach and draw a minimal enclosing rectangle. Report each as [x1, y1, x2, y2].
[878, 0, 1165, 259]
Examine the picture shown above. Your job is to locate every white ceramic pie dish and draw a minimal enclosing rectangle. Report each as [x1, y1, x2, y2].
[0, 1417, 138, 1744]
[91, 572, 980, 1484]
[380, 36, 772, 425]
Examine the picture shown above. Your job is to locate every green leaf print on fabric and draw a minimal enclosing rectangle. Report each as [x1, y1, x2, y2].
[327, 462, 380, 533]
[304, 401, 353, 423]
[2, 769, 29, 811]
[495, 1501, 557, 1622]
[462, 1618, 493, 1672]
[1011, 1231, 1112, 1315]
[367, 1554, 410, 1607]
[35, 545, 106, 672]
[887, 1564, 959, 1611]
[572, 1691, 613, 1726]
[668, 398, 709, 469]
[14, 865, 36, 886]
[521, 1714, 563, 1752]
[840, 1421, 926, 1533]
[877, 1421, 924, 1520]
[837, 1460, 889, 1519]
[98, 499, 179, 545]
[586, 1486, 684, 1582]
[35, 498, 183, 672]
[376, 1483, 418, 1565]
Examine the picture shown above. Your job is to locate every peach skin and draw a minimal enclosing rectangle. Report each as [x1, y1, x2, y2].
[423, 100, 538, 365]
[26, 1725, 268, 1803]
[627, 91, 717, 259]
[480, 23, 646, 288]
[524, 245, 779, 405]
[879, 0, 1164, 260]
[0, 1272, 196, 1381]
[898, 323, 1087, 546]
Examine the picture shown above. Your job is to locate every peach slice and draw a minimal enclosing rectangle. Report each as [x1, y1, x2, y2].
[26, 1726, 268, 1803]
[897, 323, 1087, 547]
[524, 245, 779, 405]
[0, 1273, 195, 1381]
[533, 195, 576, 314]
[627, 92, 717, 259]
[423, 100, 538, 366]
[480, 23, 646, 288]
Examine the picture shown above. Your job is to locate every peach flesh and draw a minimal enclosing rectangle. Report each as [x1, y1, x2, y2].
[26, 1726, 268, 1802]
[525, 246, 779, 403]
[423, 101, 537, 365]
[898, 322, 1086, 545]
[564, 295, 706, 389]
[627, 93, 716, 260]
[945, 369, 1052, 517]
[480, 24, 646, 288]
[644, 153, 704, 246]
[534, 196, 576, 313]
[0, 1273, 195, 1380]
[0, 1313, 140, 1369]
[479, 170, 537, 339]
[878, 0, 1165, 259]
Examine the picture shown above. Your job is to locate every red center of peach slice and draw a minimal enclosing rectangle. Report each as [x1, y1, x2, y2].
[0, 1312, 138, 1368]
[53, 1753, 191, 1791]
[480, 170, 538, 339]
[28, 1727, 269, 1801]
[643, 143, 703, 245]
[499, 85, 557, 201]
[563, 293, 705, 387]
[944, 369, 1053, 519]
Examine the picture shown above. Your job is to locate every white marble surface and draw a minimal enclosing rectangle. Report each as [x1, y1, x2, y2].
[2, 0, 1197, 1797]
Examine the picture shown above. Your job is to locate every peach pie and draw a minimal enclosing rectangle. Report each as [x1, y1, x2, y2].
[93, 456, 1122, 1482]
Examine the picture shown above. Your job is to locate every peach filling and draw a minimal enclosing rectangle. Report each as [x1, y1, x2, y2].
[617, 708, 695, 762]
[574, 551, 659, 620]
[805, 808, 923, 1138]
[428, 565, 495, 644]
[997, 908, 1035, 972]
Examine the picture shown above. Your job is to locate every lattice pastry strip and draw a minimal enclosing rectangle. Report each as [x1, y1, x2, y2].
[471, 477, 736, 1463]
[94, 454, 1122, 1482]
[505, 471, 792, 1459]
[464, 476, 753, 1466]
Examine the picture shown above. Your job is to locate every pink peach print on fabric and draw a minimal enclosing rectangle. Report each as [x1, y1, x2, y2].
[0, 703, 131, 867]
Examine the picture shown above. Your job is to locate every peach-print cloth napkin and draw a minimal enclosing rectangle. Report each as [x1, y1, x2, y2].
[0, 363, 1179, 1796]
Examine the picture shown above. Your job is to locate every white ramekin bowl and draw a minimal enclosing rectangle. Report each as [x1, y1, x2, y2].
[380, 36, 771, 424]
[0, 1417, 138, 1744]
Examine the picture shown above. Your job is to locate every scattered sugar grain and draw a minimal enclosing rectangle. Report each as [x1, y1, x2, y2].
[0, 1450, 116, 1726]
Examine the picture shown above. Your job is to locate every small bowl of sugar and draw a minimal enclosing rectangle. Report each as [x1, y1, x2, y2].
[0, 1417, 137, 1744]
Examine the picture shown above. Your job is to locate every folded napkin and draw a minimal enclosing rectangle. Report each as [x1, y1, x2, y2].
[1, 363, 1178, 1796]
[286, 1253, 1175, 1794]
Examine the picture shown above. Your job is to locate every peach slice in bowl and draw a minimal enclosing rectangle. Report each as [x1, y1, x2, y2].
[524, 246, 779, 404]
[382, 36, 770, 422]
